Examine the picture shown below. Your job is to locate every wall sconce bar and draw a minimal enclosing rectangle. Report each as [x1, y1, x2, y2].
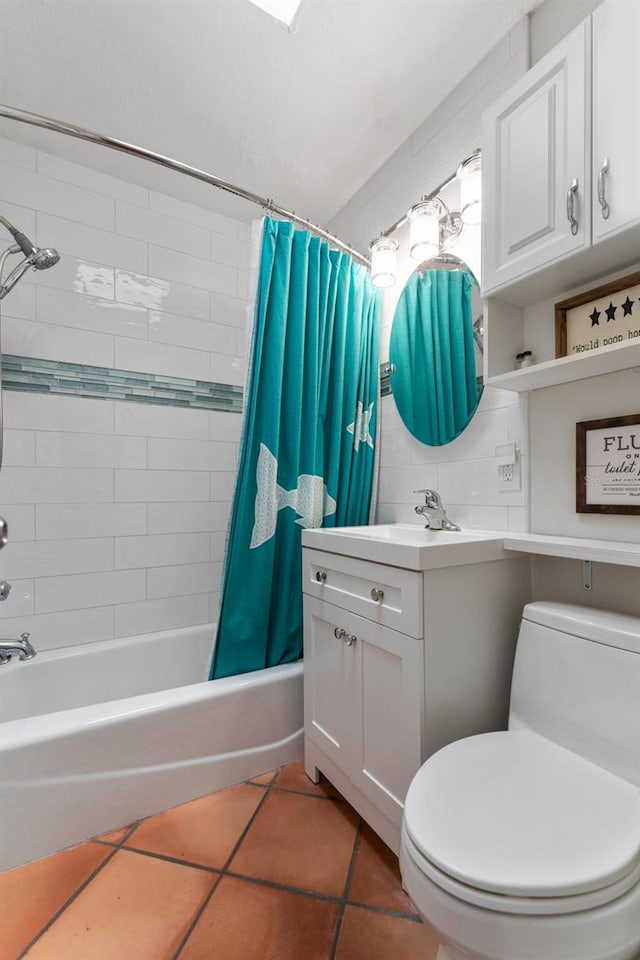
[378, 147, 481, 240]
[368, 147, 481, 288]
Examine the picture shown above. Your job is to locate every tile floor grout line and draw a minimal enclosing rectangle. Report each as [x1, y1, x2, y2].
[272, 785, 347, 802]
[329, 818, 364, 960]
[171, 768, 280, 960]
[345, 897, 422, 922]
[115, 844, 224, 874]
[91, 819, 143, 849]
[16, 843, 121, 960]
[223, 869, 346, 905]
[221, 868, 423, 920]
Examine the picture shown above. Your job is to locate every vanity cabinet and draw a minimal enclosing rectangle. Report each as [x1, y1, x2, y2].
[482, 0, 640, 296]
[302, 540, 531, 853]
[304, 597, 422, 830]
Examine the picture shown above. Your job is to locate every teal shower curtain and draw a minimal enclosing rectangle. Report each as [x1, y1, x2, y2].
[210, 217, 381, 680]
[390, 268, 480, 446]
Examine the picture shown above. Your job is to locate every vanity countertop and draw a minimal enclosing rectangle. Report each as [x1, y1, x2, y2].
[302, 524, 640, 571]
[301, 524, 509, 571]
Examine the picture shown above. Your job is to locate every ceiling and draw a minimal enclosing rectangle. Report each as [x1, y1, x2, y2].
[0, 0, 541, 226]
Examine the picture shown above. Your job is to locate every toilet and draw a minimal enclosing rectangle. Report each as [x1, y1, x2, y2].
[400, 601, 640, 960]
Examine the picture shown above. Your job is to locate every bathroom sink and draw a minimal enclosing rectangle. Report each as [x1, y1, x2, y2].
[301, 523, 508, 570]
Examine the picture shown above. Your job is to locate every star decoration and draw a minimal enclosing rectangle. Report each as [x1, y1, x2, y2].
[621, 296, 634, 316]
[347, 401, 374, 452]
[605, 301, 617, 322]
[590, 307, 601, 327]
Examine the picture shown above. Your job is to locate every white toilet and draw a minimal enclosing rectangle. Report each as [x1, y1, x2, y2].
[400, 601, 640, 960]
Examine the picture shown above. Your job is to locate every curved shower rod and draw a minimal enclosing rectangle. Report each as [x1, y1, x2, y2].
[0, 104, 370, 268]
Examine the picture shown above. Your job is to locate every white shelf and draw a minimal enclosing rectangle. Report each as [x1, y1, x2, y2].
[503, 533, 640, 567]
[486, 339, 640, 392]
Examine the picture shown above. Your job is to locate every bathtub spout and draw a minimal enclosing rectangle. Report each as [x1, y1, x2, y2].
[0, 632, 36, 663]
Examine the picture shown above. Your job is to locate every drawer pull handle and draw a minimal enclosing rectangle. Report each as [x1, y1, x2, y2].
[334, 627, 346, 640]
[370, 587, 384, 602]
[315, 570, 327, 583]
[345, 634, 357, 647]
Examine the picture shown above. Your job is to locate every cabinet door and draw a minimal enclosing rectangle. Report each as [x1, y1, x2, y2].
[592, 0, 640, 243]
[303, 597, 353, 773]
[349, 615, 422, 827]
[482, 20, 590, 294]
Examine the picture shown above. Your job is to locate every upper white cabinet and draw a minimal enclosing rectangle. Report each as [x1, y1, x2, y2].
[482, 0, 640, 297]
[482, 20, 590, 292]
[592, 0, 640, 244]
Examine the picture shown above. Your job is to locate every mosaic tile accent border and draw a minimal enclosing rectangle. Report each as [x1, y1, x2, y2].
[1, 355, 243, 413]
[380, 362, 392, 398]
[379, 362, 483, 400]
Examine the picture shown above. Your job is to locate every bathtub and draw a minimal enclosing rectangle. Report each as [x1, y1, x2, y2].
[0, 624, 304, 872]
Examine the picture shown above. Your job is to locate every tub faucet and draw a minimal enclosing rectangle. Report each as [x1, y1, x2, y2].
[0, 632, 36, 664]
[414, 490, 460, 531]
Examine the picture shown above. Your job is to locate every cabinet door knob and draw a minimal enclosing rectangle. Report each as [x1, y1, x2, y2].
[345, 634, 357, 646]
[566, 178, 579, 236]
[370, 587, 384, 602]
[315, 570, 327, 582]
[597, 158, 610, 220]
[334, 626, 346, 640]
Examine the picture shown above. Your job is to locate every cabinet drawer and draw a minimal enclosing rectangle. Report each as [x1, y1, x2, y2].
[303, 548, 423, 638]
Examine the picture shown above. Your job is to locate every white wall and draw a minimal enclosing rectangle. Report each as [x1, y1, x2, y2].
[0, 134, 251, 650]
[330, 22, 530, 532]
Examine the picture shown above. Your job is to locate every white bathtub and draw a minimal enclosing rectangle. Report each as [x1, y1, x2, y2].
[0, 624, 304, 872]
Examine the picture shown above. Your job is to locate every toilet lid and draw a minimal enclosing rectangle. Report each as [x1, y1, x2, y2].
[404, 731, 640, 898]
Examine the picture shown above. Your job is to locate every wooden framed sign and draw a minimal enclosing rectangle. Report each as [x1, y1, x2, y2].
[555, 271, 640, 358]
[576, 414, 640, 514]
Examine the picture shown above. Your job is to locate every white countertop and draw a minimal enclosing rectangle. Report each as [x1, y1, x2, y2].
[302, 524, 509, 570]
[301, 525, 640, 571]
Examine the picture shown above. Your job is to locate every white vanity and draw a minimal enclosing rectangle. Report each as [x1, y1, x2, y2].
[301, 524, 531, 853]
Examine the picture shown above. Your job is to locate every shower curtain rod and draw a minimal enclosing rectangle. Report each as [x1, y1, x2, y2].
[0, 104, 370, 268]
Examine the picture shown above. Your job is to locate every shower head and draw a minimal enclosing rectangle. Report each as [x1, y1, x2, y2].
[0, 246, 61, 300]
[0, 215, 60, 300]
[31, 247, 61, 270]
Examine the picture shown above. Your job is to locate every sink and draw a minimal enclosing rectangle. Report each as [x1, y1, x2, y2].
[301, 523, 509, 570]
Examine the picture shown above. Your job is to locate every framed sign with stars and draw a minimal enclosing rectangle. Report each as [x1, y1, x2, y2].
[555, 270, 640, 359]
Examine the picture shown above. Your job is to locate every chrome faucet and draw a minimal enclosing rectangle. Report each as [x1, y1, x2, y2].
[414, 489, 460, 531]
[0, 632, 36, 664]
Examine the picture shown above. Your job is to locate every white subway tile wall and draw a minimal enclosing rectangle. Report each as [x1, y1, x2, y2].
[0, 134, 251, 650]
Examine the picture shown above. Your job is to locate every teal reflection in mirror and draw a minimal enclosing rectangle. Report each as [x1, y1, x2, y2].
[389, 255, 483, 446]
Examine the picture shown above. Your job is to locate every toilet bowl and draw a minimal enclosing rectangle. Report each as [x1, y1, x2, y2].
[400, 602, 640, 960]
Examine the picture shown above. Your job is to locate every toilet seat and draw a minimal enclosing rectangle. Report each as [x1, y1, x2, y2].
[403, 731, 640, 915]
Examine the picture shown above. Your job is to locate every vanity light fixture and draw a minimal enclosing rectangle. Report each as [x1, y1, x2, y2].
[369, 236, 399, 289]
[407, 200, 440, 262]
[368, 148, 481, 285]
[457, 153, 482, 225]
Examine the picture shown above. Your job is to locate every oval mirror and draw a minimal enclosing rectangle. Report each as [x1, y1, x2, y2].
[389, 254, 483, 446]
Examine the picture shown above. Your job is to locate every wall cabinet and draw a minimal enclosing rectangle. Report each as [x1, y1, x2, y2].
[481, 0, 640, 391]
[302, 545, 531, 852]
[482, 0, 640, 297]
[591, 0, 640, 245]
[482, 20, 590, 292]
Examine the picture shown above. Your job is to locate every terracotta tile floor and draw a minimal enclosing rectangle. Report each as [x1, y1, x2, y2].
[0, 762, 445, 960]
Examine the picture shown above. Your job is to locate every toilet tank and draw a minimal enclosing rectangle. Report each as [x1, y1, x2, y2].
[509, 601, 640, 787]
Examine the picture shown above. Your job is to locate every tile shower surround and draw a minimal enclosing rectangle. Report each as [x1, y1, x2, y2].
[0, 134, 251, 649]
